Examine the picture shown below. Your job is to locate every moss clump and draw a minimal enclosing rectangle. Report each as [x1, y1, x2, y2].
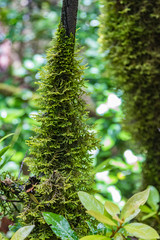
[20, 25, 97, 240]
[99, 0, 160, 190]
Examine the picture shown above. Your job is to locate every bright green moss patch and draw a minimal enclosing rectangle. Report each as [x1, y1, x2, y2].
[99, 1, 160, 190]
[20, 25, 97, 240]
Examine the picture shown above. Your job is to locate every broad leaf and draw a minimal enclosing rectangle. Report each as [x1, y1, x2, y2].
[103, 208, 113, 220]
[80, 235, 111, 240]
[124, 223, 159, 239]
[0, 146, 10, 160]
[42, 212, 78, 240]
[124, 208, 141, 223]
[0, 133, 14, 143]
[148, 186, 159, 211]
[104, 200, 120, 217]
[78, 191, 104, 214]
[121, 188, 150, 222]
[86, 210, 117, 226]
[11, 225, 35, 240]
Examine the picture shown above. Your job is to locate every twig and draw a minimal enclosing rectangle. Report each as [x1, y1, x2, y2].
[0, 196, 22, 203]
[18, 150, 28, 179]
[110, 223, 123, 238]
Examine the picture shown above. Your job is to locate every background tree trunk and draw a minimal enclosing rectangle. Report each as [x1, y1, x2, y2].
[99, 0, 160, 193]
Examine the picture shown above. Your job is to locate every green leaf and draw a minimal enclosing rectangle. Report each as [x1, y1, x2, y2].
[94, 159, 112, 173]
[11, 225, 35, 240]
[104, 200, 120, 217]
[140, 205, 152, 213]
[121, 188, 150, 222]
[78, 191, 104, 214]
[27, 193, 39, 204]
[139, 239, 157, 240]
[141, 211, 157, 221]
[0, 133, 14, 143]
[0, 233, 3, 240]
[0, 146, 10, 159]
[124, 208, 141, 223]
[86, 210, 117, 226]
[42, 212, 78, 240]
[124, 223, 160, 239]
[80, 236, 111, 240]
[147, 186, 159, 211]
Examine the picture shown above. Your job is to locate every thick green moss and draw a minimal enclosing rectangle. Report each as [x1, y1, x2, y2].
[99, 1, 160, 189]
[20, 25, 97, 240]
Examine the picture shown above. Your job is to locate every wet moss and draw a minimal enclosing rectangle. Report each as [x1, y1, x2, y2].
[99, 0, 160, 190]
[20, 25, 97, 239]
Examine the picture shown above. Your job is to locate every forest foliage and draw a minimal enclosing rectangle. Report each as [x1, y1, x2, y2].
[0, 0, 159, 239]
[0, 0, 141, 205]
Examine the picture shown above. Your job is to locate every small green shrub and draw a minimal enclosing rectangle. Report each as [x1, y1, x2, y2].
[43, 187, 160, 240]
[140, 186, 160, 227]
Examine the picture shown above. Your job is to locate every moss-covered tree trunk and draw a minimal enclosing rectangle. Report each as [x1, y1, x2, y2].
[20, 1, 97, 239]
[99, 0, 160, 190]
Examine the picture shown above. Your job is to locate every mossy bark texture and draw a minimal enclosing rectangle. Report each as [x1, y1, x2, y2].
[99, 0, 160, 190]
[20, 2, 97, 239]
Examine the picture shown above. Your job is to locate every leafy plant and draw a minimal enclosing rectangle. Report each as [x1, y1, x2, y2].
[43, 188, 160, 240]
[78, 188, 159, 239]
[140, 186, 160, 224]
[0, 225, 34, 240]
[42, 212, 78, 240]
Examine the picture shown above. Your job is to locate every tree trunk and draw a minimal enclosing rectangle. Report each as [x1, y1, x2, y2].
[61, 0, 79, 38]
[20, 0, 97, 239]
[99, 0, 160, 193]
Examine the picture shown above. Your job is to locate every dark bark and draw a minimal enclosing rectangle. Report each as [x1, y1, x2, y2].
[61, 0, 79, 38]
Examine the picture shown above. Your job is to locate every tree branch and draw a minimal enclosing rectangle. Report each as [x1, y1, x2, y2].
[0, 196, 22, 203]
[61, 0, 79, 38]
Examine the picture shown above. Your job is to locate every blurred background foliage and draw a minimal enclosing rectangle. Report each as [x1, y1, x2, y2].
[0, 0, 144, 211]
